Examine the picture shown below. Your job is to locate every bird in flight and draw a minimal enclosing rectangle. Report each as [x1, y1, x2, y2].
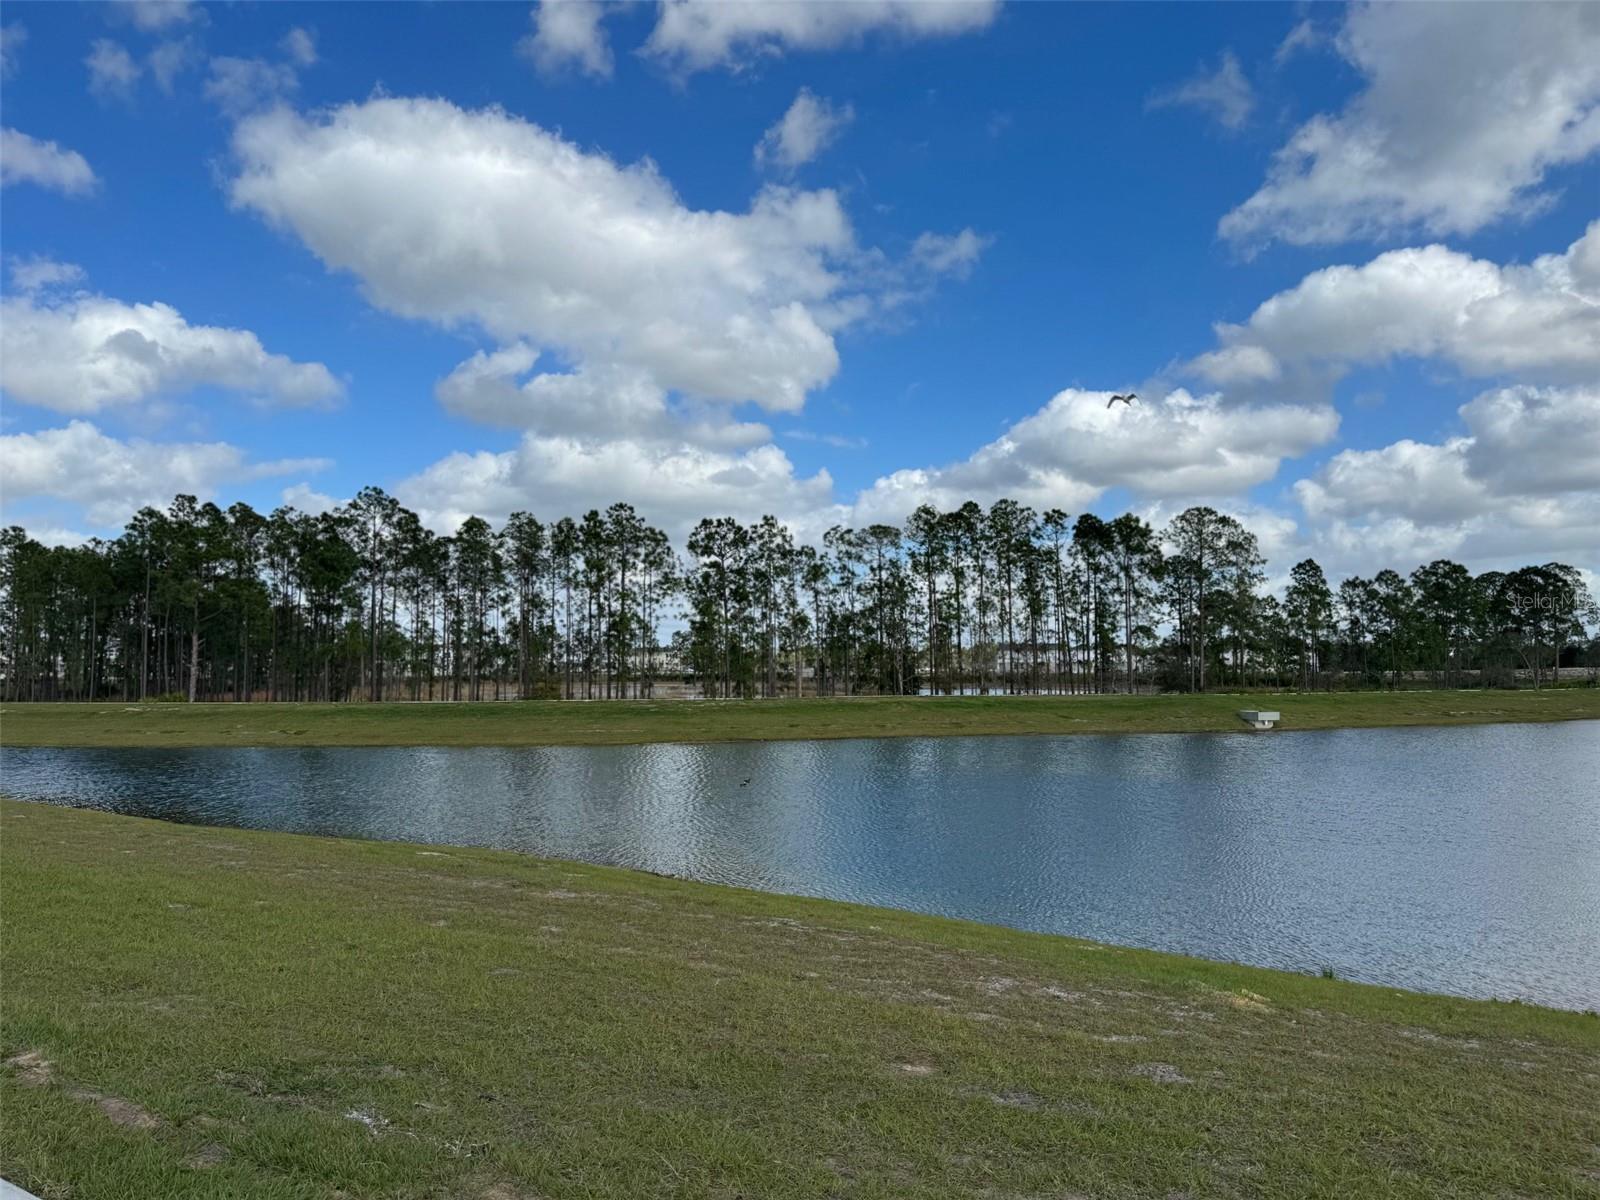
[1106, 393, 1138, 408]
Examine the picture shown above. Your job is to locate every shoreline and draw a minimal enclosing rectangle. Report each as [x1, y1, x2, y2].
[4, 796, 1591, 1012]
[3, 800, 1596, 1198]
[3, 687, 1597, 749]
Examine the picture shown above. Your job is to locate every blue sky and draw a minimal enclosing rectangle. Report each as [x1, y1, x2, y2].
[2, 1, 1597, 582]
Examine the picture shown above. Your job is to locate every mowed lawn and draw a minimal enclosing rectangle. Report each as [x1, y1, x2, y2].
[3, 687, 1597, 749]
[2, 801, 1597, 1199]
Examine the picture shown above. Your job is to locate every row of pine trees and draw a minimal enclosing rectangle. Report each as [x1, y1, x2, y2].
[2, 489, 1595, 702]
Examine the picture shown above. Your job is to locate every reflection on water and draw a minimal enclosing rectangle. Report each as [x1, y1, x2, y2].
[4, 722, 1598, 1009]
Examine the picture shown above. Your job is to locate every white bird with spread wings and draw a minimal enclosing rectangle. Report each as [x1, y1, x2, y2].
[1106, 392, 1138, 408]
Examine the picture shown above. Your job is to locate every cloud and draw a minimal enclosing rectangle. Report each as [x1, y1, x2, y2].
[644, 0, 1000, 74]
[222, 94, 986, 549]
[0, 420, 328, 527]
[1274, 17, 1323, 66]
[1293, 384, 1600, 575]
[1459, 384, 1600, 496]
[112, 0, 203, 33]
[1298, 438, 1486, 528]
[397, 432, 836, 540]
[204, 55, 300, 116]
[435, 343, 771, 449]
[280, 481, 340, 515]
[0, 285, 343, 414]
[147, 38, 197, 93]
[229, 97, 977, 415]
[17, 527, 94, 550]
[8, 257, 87, 293]
[202, 29, 316, 116]
[1192, 221, 1600, 388]
[86, 39, 142, 100]
[1147, 50, 1255, 131]
[518, 1, 613, 79]
[852, 388, 1339, 525]
[0, 23, 26, 78]
[755, 88, 854, 171]
[0, 129, 98, 195]
[281, 27, 317, 68]
[785, 429, 866, 450]
[88, 30, 206, 99]
[1223, 2, 1600, 247]
[908, 228, 989, 279]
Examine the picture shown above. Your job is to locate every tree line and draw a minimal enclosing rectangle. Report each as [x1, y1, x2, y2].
[3, 490, 1595, 702]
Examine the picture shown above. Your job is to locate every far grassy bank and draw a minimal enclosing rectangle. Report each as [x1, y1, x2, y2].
[2, 687, 1597, 748]
[3, 800, 1597, 1199]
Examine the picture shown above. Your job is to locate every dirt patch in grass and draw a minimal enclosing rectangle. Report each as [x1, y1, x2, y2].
[1130, 1062, 1194, 1085]
[344, 1107, 392, 1136]
[6, 1049, 160, 1129]
[4, 1049, 54, 1086]
[66, 1088, 162, 1130]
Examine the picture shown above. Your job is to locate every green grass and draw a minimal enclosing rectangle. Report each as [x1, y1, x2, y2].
[3, 687, 1597, 749]
[3, 801, 1597, 1199]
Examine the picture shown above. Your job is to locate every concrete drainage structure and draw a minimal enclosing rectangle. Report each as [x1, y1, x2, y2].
[1238, 710, 1280, 730]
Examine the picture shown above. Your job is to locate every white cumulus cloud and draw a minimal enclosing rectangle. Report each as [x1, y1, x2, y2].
[281, 27, 317, 68]
[755, 88, 854, 171]
[1293, 384, 1600, 575]
[8, 257, 87, 293]
[85, 38, 142, 99]
[1223, 2, 1600, 247]
[0, 421, 329, 527]
[908, 229, 989, 279]
[204, 55, 300, 116]
[435, 343, 771, 449]
[644, 0, 999, 74]
[397, 433, 836, 540]
[1192, 221, 1600, 388]
[113, 0, 203, 33]
[147, 37, 197, 93]
[0, 129, 98, 195]
[229, 96, 978, 415]
[518, 1, 613, 79]
[0, 286, 343, 414]
[852, 389, 1339, 525]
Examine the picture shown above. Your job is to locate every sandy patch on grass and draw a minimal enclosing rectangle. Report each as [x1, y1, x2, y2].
[4, 1049, 54, 1086]
[1226, 990, 1272, 1012]
[1129, 1063, 1192, 1085]
[345, 1107, 390, 1135]
[68, 1088, 162, 1129]
[1040, 985, 1088, 1002]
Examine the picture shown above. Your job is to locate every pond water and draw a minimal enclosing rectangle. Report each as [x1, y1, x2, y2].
[4, 722, 1597, 1010]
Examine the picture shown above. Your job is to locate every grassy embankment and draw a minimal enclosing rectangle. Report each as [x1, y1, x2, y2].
[2, 687, 1597, 748]
[2, 801, 1598, 1199]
